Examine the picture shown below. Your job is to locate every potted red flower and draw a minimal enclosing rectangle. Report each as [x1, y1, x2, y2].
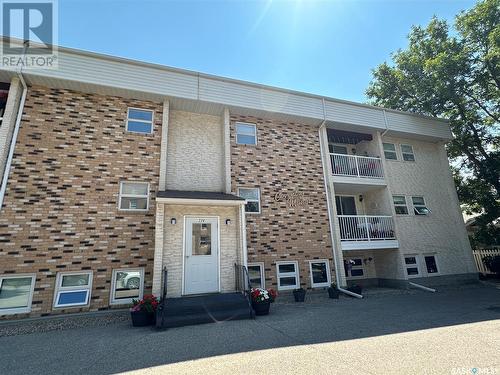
[130, 294, 159, 327]
[250, 288, 276, 315]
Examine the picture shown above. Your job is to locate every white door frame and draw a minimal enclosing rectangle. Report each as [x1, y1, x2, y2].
[181, 215, 221, 295]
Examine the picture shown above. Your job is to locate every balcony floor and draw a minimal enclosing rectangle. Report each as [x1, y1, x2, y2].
[341, 239, 399, 251]
[332, 176, 386, 194]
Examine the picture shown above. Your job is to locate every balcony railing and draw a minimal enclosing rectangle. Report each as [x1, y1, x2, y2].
[330, 153, 384, 179]
[338, 215, 396, 242]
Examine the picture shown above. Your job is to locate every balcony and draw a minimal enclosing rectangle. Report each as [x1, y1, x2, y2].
[337, 215, 399, 250]
[330, 153, 386, 191]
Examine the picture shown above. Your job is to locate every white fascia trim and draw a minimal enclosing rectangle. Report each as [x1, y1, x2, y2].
[156, 197, 246, 206]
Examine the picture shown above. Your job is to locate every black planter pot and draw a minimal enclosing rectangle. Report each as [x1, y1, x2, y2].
[328, 287, 340, 299]
[131, 310, 155, 327]
[293, 289, 306, 302]
[347, 285, 363, 295]
[252, 301, 271, 316]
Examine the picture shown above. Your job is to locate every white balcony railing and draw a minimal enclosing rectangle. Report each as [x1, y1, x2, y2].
[338, 215, 396, 242]
[330, 153, 384, 179]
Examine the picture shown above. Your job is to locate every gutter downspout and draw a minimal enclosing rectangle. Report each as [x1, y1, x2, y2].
[381, 109, 389, 137]
[409, 282, 436, 293]
[318, 121, 363, 299]
[0, 44, 28, 210]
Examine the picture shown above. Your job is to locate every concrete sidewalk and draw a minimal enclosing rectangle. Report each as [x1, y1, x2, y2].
[1, 285, 499, 375]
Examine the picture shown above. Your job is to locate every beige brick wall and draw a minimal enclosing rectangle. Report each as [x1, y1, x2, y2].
[162, 204, 242, 297]
[230, 115, 335, 290]
[0, 86, 162, 318]
[166, 110, 224, 192]
[382, 136, 475, 276]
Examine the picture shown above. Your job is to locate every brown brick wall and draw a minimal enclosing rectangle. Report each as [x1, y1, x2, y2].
[0, 86, 162, 317]
[230, 115, 335, 290]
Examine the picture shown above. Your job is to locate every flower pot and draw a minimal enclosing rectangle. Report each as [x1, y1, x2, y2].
[328, 287, 339, 299]
[347, 285, 362, 295]
[293, 289, 306, 302]
[252, 301, 271, 316]
[131, 310, 155, 327]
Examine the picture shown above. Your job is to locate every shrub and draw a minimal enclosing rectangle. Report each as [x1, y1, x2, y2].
[483, 255, 500, 274]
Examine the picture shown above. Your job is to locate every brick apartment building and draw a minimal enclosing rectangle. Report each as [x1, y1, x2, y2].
[0, 40, 476, 318]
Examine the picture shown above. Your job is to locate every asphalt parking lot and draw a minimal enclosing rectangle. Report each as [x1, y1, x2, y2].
[1, 284, 499, 375]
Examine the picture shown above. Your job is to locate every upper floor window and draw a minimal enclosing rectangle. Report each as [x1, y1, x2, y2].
[401, 144, 415, 161]
[126, 108, 154, 134]
[235, 122, 257, 145]
[238, 187, 261, 214]
[119, 182, 149, 211]
[329, 144, 348, 154]
[412, 196, 430, 215]
[383, 143, 397, 160]
[393, 195, 409, 215]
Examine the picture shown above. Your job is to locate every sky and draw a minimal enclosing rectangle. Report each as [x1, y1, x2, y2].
[58, 0, 477, 103]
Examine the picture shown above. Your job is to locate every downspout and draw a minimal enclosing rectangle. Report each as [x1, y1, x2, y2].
[0, 44, 28, 210]
[318, 121, 362, 299]
[381, 109, 389, 137]
[409, 282, 436, 293]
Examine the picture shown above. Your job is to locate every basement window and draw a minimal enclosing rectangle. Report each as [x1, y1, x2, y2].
[54, 272, 92, 308]
[235, 122, 257, 145]
[276, 261, 299, 290]
[0, 274, 36, 315]
[424, 255, 439, 275]
[393, 195, 409, 215]
[126, 108, 154, 134]
[345, 258, 364, 278]
[404, 256, 420, 277]
[110, 269, 144, 305]
[383, 143, 397, 160]
[119, 182, 149, 211]
[412, 196, 430, 215]
[248, 263, 264, 289]
[309, 260, 330, 288]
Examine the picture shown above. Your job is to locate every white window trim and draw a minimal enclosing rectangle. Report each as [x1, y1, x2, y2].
[383, 142, 398, 160]
[403, 254, 421, 279]
[53, 271, 93, 309]
[110, 268, 144, 305]
[118, 181, 150, 212]
[126, 107, 154, 134]
[400, 144, 415, 162]
[346, 258, 365, 279]
[412, 196, 429, 216]
[237, 187, 261, 215]
[247, 262, 265, 289]
[0, 274, 36, 315]
[276, 261, 299, 290]
[308, 260, 331, 288]
[235, 122, 257, 145]
[393, 195, 409, 215]
[329, 143, 350, 155]
[423, 254, 440, 276]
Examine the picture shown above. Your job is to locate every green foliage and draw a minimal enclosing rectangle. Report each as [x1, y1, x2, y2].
[482, 255, 500, 274]
[367, 0, 500, 246]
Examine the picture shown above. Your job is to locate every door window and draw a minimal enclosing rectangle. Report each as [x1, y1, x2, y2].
[192, 223, 212, 255]
[335, 196, 357, 215]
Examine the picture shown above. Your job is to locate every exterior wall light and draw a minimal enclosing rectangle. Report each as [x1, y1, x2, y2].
[225, 219, 231, 225]
[170, 218, 176, 225]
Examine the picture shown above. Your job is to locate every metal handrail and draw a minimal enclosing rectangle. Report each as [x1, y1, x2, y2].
[235, 263, 254, 319]
[156, 267, 168, 329]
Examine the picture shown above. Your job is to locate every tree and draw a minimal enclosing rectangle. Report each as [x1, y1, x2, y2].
[366, 0, 500, 246]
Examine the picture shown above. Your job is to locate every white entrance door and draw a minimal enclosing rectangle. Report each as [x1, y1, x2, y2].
[184, 217, 219, 295]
